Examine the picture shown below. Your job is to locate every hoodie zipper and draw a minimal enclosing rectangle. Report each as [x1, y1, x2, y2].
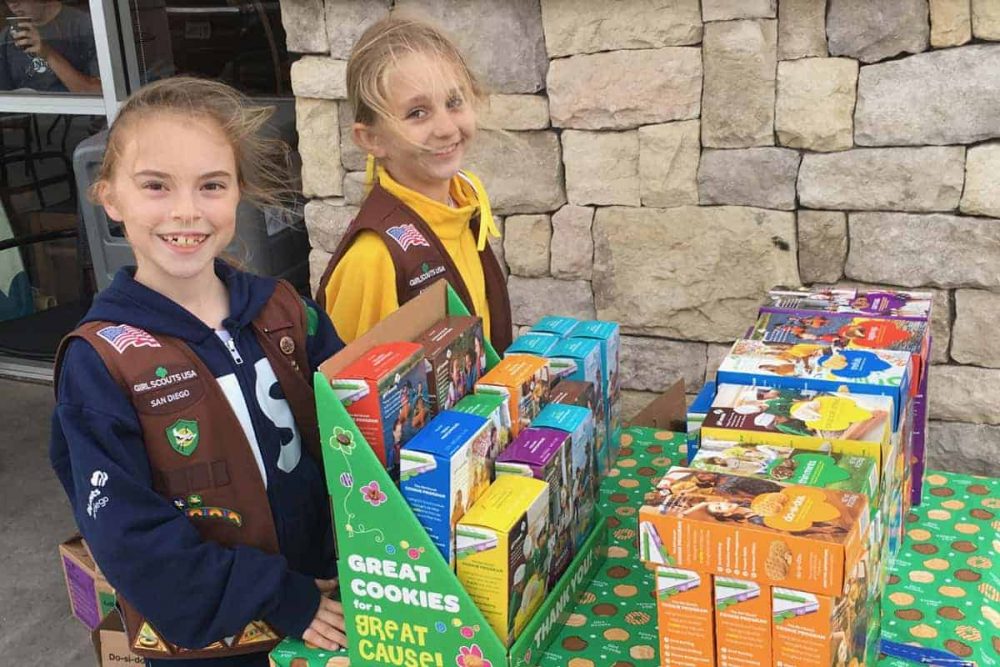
[224, 336, 244, 365]
[219, 327, 272, 494]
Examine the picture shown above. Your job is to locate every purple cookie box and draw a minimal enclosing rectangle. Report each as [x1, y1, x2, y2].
[496, 427, 566, 474]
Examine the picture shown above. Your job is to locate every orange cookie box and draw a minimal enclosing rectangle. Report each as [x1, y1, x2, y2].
[655, 566, 715, 667]
[639, 467, 869, 597]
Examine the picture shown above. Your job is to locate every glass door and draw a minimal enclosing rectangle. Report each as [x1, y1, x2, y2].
[0, 0, 300, 373]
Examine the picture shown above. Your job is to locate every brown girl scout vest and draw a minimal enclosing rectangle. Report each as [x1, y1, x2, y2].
[54, 280, 322, 660]
[316, 182, 514, 352]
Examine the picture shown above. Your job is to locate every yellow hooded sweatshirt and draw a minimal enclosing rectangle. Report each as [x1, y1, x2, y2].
[322, 166, 498, 343]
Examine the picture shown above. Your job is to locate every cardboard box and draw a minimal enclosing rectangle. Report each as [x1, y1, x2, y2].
[655, 566, 716, 667]
[547, 337, 603, 394]
[690, 440, 878, 507]
[414, 315, 485, 414]
[570, 320, 621, 460]
[315, 282, 608, 667]
[549, 379, 597, 411]
[59, 535, 117, 630]
[496, 427, 573, 587]
[401, 411, 493, 567]
[639, 468, 870, 596]
[506, 332, 560, 357]
[761, 287, 933, 322]
[533, 403, 597, 549]
[759, 287, 934, 508]
[771, 545, 874, 667]
[750, 311, 928, 394]
[549, 379, 605, 471]
[700, 383, 892, 469]
[452, 393, 513, 472]
[529, 315, 579, 338]
[92, 612, 144, 667]
[715, 339, 912, 430]
[476, 355, 550, 437]
[28, 211, 80, 307]
[715, 577, 771, 667]
[332, 342, 427, 474]
[910, 364, 929, 507]
[546, 337, 604, 473]
[687, 381, 717, 463]
[456, 474, 550, 647]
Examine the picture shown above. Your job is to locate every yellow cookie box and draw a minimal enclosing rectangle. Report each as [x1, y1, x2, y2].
[700, 385, 894, 471]
[456, 474, 550, 647]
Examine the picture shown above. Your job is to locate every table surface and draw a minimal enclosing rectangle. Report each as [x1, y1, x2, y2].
[540, 428, 999, 667]
[269, 429, 999, 667]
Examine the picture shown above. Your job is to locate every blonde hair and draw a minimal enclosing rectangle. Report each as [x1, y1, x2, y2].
[91, 76, 293, 210]
[347, 14, 485, 135]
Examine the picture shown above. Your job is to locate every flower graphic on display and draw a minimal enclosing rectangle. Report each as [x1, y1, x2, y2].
[330, 426, 356, 455]
[455, 644, 490, 667]
[361, 481, 387, 507]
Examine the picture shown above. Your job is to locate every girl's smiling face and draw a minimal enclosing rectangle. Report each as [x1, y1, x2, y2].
[355, 51, 477, 202]
[100, 113, 240, 293]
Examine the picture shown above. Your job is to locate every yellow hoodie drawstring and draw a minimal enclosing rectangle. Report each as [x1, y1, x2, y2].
[364, 154, 376, 194]
[459, 171, 500, 252]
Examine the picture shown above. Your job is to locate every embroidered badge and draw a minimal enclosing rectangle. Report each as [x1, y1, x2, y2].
[387, 224, 430, 251]
[165, 419, 199, 456]
[408, 260, 446, 288]
[185, 506, 243, 528]
[96, 324, 161, 354]
[86, 470, 110, 519]
[132, 365, 198, 394]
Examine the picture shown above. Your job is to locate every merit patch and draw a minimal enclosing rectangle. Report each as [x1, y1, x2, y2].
[166, 419, 200, 456]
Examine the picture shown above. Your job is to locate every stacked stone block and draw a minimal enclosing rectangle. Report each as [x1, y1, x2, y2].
[281, 0, 1000, 475]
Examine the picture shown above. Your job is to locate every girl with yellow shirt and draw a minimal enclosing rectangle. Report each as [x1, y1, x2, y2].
[315, 15, 512, 351]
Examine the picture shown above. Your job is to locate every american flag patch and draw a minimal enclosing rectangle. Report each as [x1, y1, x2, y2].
[96, 324, 162, 354]
[386, 224, 430, 251]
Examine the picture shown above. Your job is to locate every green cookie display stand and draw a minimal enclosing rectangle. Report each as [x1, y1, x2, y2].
[271, 282, 608, 667]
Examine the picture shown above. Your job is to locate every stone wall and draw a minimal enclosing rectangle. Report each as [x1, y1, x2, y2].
[280, 0, 1000, 476]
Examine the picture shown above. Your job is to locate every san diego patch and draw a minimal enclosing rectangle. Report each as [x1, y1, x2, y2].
[132, 364, 204, 415]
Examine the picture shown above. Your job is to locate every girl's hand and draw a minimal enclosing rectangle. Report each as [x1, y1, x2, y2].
[302, 596, 347, 651]
[315, 578, 339, 596]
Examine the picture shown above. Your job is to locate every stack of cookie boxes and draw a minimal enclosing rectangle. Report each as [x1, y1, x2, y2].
[638, 287, 932, 667]
[640, 467, 875, 667]
[397, 313, 622, 647]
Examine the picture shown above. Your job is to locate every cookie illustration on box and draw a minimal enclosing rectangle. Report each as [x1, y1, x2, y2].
[691, 440, 879, 507]
[751, 311, 929, 390]
[718, 339, 912, 430]
[640, 467, 870, 596]
[699, 383, 892, 468]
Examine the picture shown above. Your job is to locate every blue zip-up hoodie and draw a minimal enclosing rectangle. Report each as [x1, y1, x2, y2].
[50, 262, 344, 667]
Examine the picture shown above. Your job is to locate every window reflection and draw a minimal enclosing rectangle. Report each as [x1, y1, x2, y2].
[130, 0, 294, 95]
[0, 0, 100, 94]
[0, 112, 102, 358]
